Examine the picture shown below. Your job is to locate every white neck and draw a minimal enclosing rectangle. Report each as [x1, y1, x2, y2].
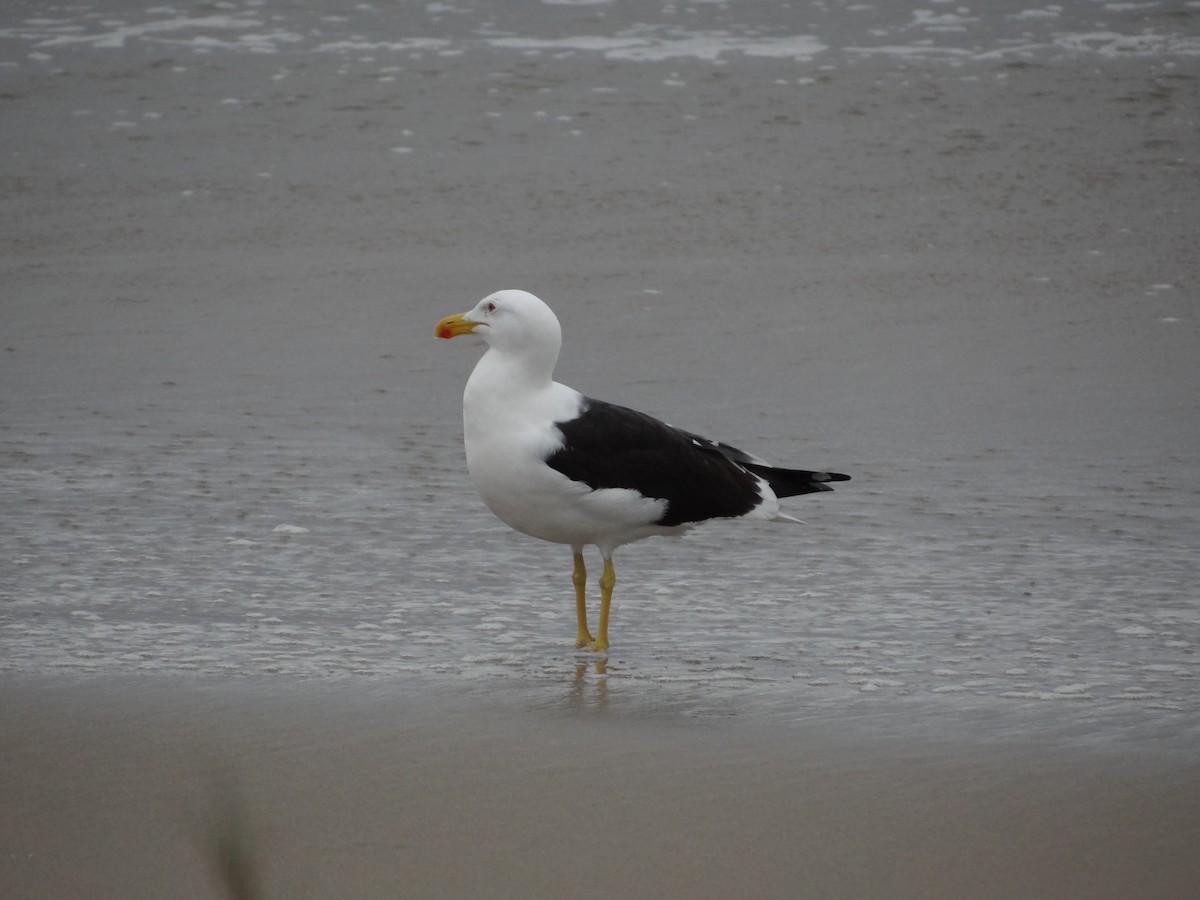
[469, 341, 556, 393]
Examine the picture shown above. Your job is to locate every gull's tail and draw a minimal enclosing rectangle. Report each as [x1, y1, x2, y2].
[743, 464, 851, 499]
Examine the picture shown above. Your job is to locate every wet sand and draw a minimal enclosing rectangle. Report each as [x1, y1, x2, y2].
[3, 676, 1199, 900]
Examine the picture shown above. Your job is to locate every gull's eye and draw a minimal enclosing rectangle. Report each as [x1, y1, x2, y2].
[485, 301, 497, 313]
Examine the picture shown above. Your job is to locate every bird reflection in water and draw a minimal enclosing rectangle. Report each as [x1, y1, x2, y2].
[569, 656, 609, 709]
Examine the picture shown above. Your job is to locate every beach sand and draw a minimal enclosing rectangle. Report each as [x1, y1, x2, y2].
[4, 677, 1199, 900]
[2, 2, 1198, 897]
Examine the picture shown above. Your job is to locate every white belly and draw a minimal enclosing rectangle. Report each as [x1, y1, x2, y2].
[465, 429, 669, 548]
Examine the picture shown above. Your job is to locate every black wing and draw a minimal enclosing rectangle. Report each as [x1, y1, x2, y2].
[545, 398, 847, 527]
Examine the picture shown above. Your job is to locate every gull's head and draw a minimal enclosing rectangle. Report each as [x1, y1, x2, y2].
[435, 290, 562, 355]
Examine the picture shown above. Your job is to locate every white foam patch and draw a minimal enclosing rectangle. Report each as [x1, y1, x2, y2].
[29, 15, 264, 49]
[1010, 8, 1062, 21]
[912, 9, 980, 32]
[1116, 624, 1155, 636]
[316, 38, 454, 53]
[486, 32, 827, 62]
[1053, 31, 1200, 57]
[1002, 690, 1095, 701]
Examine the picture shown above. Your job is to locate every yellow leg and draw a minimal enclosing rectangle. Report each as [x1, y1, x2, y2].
[591, 557, 615, 652]
[572, 551, 594, 648]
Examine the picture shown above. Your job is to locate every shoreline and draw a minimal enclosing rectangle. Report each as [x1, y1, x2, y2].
[4, 673, 1198, 899]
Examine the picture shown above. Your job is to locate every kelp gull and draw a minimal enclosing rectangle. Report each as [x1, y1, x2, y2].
[436, 290, 849, 652]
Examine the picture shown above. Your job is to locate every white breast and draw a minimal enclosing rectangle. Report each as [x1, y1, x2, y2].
[462, 373, 668, 548]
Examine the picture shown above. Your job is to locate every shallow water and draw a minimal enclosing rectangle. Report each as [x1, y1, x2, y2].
[1, 0, 1198, 755]
[3, 423, 1196, 752]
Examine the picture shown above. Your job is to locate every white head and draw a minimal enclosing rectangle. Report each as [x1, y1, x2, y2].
[435, 289, 563, 377]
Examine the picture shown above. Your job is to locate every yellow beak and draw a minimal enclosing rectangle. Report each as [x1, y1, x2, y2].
[435, 311, 477, 340]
